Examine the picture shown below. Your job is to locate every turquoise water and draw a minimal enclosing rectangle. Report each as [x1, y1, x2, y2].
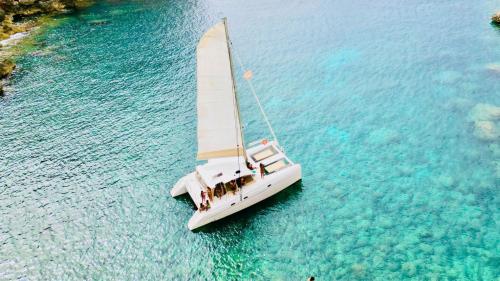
[1, 0, 500, 279]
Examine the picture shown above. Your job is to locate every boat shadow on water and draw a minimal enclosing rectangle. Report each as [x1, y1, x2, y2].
[491, 22, 500, 33]
[192, 180, 304, 233]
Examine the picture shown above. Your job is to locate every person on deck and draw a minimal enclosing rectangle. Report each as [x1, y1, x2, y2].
[246, 160, 254, 170]
[200, 191, 206, 202]
[199, 202, 205, 211]
[221, 183, 226, 196]
[229, 180, 237, 194]
[259, 163, 265, 178]
[207, 187, 213, 201]
[205, 200, 210, 210]
[214, 185, 221, 199]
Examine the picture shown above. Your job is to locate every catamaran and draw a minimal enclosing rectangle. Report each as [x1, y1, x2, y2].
[171, 18, 302, 230]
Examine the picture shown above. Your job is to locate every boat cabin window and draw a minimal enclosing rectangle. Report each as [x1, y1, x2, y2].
[222, 175, 254, 190]
[264, 159, 289, 174]
[251, 146, 278, 162]
[240, 175, 254, 186]
[223, 181, 235, 194]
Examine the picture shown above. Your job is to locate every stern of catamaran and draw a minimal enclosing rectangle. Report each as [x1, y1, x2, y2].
[185, 139, 301, 230]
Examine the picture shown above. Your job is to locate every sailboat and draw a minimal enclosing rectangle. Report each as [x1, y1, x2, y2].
[171, 18, 302, 230]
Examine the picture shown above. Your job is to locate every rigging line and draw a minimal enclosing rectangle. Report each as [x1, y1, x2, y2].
[230, 43, 279, 145]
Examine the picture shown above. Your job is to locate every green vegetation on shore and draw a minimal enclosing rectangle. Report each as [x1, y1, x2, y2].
[0, 0, 92, 94]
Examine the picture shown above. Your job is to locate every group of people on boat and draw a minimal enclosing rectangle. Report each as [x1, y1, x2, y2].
[198, 200, 210, 211]
[197, 161, 267, 212]
[198, 179, 239, 211]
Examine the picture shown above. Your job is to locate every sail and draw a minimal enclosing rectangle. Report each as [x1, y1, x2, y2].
[196, 20, 244, 160]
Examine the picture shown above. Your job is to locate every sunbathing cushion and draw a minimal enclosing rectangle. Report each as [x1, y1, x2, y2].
[252, 147, 277, 161]
[265, 159, 288, 174]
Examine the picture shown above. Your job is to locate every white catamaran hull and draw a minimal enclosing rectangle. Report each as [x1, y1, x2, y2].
[187, 164, 301, 230]
[170, 173, 191, 197]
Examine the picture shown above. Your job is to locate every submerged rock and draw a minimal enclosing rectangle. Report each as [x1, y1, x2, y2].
[488, 143, 500, 157]
[473, 121, 499, 141]
[419, 243, 433, 254]
[468, 103, 500, 141]
[468, 103, 500, 122]
[493, 161, 500, 178]
[402, 262, 417, 277]
[88, 19, 111, 26]
[492, 11, 500, 25]
[0, 59, 15, 79]
[433, 70, 462, 84]
[436, 174, 455, 188]
[397, 165, 415, 177]
[351, 263, 366, 277]
[366, 128, 400, 146]
[445, 97, 473, 112]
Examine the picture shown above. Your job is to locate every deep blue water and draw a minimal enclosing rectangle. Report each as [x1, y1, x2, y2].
[1, 0, 499, 279]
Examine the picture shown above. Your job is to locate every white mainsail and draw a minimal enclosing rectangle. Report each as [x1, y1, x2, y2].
[196, 20, 244, 160]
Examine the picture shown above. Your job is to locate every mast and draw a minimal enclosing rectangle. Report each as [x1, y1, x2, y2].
[223, 18, 247, 161]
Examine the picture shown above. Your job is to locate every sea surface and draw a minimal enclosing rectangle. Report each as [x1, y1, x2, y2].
[1, 0, 500, 280]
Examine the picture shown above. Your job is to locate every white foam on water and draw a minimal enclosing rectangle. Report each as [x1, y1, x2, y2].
[0, 32, 30, 47]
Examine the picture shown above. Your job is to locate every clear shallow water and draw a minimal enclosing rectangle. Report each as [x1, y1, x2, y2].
[1, 0, 500, 279]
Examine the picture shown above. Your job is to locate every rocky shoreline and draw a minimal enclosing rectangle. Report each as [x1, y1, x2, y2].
[0, 0, 93, 94]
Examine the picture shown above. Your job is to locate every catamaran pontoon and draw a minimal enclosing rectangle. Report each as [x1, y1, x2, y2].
[171, 18, 301, 230]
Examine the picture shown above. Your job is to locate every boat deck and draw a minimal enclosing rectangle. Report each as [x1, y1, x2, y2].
[185, 141, 292, 209]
